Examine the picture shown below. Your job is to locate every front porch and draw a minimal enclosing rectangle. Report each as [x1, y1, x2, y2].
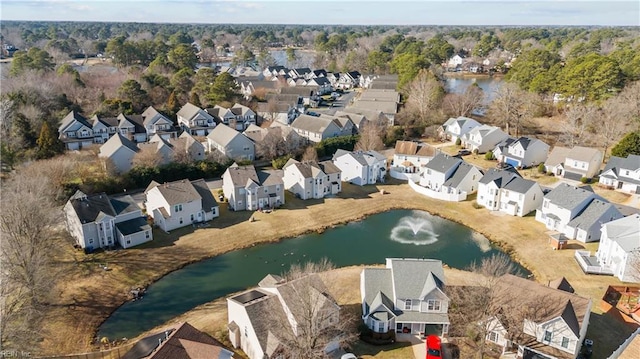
[396, 322, 448, 337]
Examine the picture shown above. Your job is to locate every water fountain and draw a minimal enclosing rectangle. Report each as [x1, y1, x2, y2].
[389, 212, 439, 245]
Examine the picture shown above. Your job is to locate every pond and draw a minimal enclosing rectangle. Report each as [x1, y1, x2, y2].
[444, 76, 503, 105]
[98, 209, 526, 340]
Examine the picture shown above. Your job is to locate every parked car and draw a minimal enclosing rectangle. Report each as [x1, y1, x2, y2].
[457, 149, 471, 156]
[306, 111, 320, 117]
[496, 162, 515, 170]
[426, 335, 442, 359]
[331, 92, 341, 99]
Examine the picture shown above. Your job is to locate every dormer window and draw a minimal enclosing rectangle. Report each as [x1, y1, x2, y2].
[404, 299, 411, 310]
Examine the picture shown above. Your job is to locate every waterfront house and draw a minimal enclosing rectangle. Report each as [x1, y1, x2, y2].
[498, 177, 544, 217]
[392, 140, 437, 174]
[145, 178, 219, 232]
[477, 168, 521, 211]
[420, 153, 482, 198]
[222, 164, 284, 211]
[283, 158, 341, 200]
[595, 214, 640, 283]
[439, 116, 481, 143]
[333, 149, 387, 186]
[361, 258, 450, 336]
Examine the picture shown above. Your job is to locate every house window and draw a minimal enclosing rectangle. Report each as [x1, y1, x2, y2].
[190, 214, 194, 222]
[488, 331, 498, 343]
[404, 299, 412, 310]
[179, 217, 183, 224]
[145, 231, 150, 239]
[561, 337, 569, 348]
[376, 321, 385, 333]
[174, 204, 183, 212]
[126, 240, 131, 245]
[543, 330, 552, 342]
[427, 299, 441, 311]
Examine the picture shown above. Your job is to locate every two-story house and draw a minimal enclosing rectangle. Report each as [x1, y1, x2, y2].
[98, 132, 140, 174]
[599, 154, 640, 194]
[90, 115, 119, 144]
[498, 177, 544, 217]
[535, 183, 622, 242]
[361, 258, 450, 336]
[117, 113, 148, 143]
[140, 106, 177, 140]
[545, 146, 603, 180]
[439, 116, 481, 143]
[420, 153, 482, 197]
[144, 178, 219, 232]
[227, 273, 342, 359]
[392, 140, 437, 174]
[495, 136, 549, 168]
[222, 164, 284, 211]
[283, 158, 341, 200]
[177, 102, 216, 136]
[58, 110, 95, 150]
[333, 149, 387, 186]
[63, 190, 152, 251]
[207, 124, 255, 161]
[305, 77, 332, 95]
[461, 125, 509, 154]
[486, 274, 591, 359]
[596, 214, 640, 283]
[290, 114, 343, 143]
[477, 168, 521, 211]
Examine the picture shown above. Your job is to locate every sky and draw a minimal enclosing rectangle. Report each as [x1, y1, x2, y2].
[1, 0, 639, 26]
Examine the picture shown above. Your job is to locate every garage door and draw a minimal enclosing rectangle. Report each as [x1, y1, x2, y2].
[505, 158, 519, 167]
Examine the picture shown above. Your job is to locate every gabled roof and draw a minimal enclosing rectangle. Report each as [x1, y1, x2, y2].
[91, 114, 118, 128]
[548, 277, 575, 293]
[225, 164, 260, 187]
[567, 199, 621, 231]
[207, 123, 247, 148]
[191, 179, 218, 211]
[565, 146, 603, 163]
[602, 213, 640, 252]
[110, 195, 141, 216]
[258, 274, 284, 288]
[602, 156, 625, 176]
[443, 162, 479, 188]
[478, 168, 521, 187]
[394, 140, 436, 157]
[621, 154, 640, 171]
[307, 77, 331, 86]
[146, 179, 203, 206]
[503, 177, 538, 194]
[59, 110, 91, 132]
[68, 190, 116, 224]
[99, 132, 140, 157]
[115, 217, 151, 236]
[141, 106, 172, 126]
[177, 102, 206, 120]
[291, 114, 339, 134]
[230, 103, 254, 116]
[544, 183, 596, 210]
[117, 113, 145, 133]
[257, 169, 284, 187]
[284, 159, 324, 179]
[318, 161, 341, 175]
[387, 258, 445, 300]
[546, 146, 572, 168]
[424, 152, 462, 173]
[362, 268, 394, 315]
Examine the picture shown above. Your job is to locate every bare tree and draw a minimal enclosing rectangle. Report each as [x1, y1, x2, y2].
[443, 84, 485, 118]
[618, 80, 640, 128]
[354, 122, 385, 151]
[403, 70, 445, 127]
[559, 104, 597, 147]
[0, 168, 59, 349]
[594, 97, 632, 156]
[488, 82, 539, 137]
[256, 130, 287, 160]
[132, 145, 162, 168]
[302, 146, 318, 162]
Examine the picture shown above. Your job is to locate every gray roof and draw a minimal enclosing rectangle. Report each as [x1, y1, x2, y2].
[621, 154, 640, 171]
[544, 183, 596, 211]
[348, 100, 397, 115]
[141, 106, 171, 126]
[478, 168, 521, 187]
[91, 114, 118, 128]
[425, 152, 462, 173]
[242, 294, 289, 357]
[565, 146, 603, 163]
[308, 77, 331, 86]
[395, 311, 450, 324]
[99, 132, 140, 157]
[443, 162, 479, 188]
[318, 161, 341, 175]
[567, 199, 621, 230]
[68, 191, 116, 224]
[602, 156, 625, 176]
[602, 214, 640, 252]
[146, 179, 203, 206]
[545, 146, 572, 168]
[257, 169, 284, 187]
[503, 177, 538, 194]
[362, 268, 394, 316]
[388, 258, 445, 300]
[115, 217, 151, 236]
[177, 102, 204, 120]
[291, 114, 338, 134]
[59, 110, 91, 132]
[226, 164, 260, 187]
[207, 123, 245, 147]
[191, 178, 218, 211]
[110, 195, 141, 215]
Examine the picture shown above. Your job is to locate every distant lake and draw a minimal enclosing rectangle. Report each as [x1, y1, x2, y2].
[444, 76, 503, 105]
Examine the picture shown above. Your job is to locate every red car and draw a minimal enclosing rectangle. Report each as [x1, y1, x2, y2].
[426, 335, 442, 359]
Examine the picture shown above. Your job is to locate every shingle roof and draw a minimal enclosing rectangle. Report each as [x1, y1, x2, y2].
[503, 177, 537, 194]
[425, 153, 462, 173]
[59, 110, 91, 132]
[141, 106, 172, 126]
[443, 162, 478, 188]
[478, 168, 521, 186]
[602, 213, 640, 252]
[291, 114, 338, 134]
[226, 164, 260, 187]
[318, 161, 341, 175]
[110, 195, 141, 215]
[99, 132, 140, 157]
[565, 146, 603, 163]
[394, 140, 436, 157]
[362, 268, 394, 315]
[68, 191, 116, 224]
[91, 114, 118, 128]
[257, 169, 284, 187]
[177, 102, 204, 120]
[207, 123, 244, 148]
[544, 183, 596, 210]
[388, 258, 445, 300]
[548, 277, 575, 293]
[191, 179, 218, 211]
[567, 199, 621, 231]
[147, 179, 203, 206]
[115, 217, 151, 236]
[602, 156, 625, 176]
[545, 146, 572, 168]
[621, 154, 640, 171]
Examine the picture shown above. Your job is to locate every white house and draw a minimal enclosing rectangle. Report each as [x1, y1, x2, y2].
[98, 132, 140, 174]
[486, 274, 592, 359]
[58, 110, 95, 150]
[177, 102, 216, 136]
[392, 140, 437, 174]
[116, 113, 148, 143]
[599, 155, 640, 194]
[447, 54, 465, 69]
[63, 190, 152, 251]
[207, 124, 255, 161]
[227, 273, 342, 359]
[477, 168, 521, 211]
[144, 179, 219, 232]
[420, 153, 482, 198]
[461, 125, 509, 154]
[209, 103, 258, 131]
[332, 149, 387, 186]
[283, 159, 341, 200]
[597, 214, 640, 282]
[222, 164, 284, 211]
[361, 258, 450, 336]
[535, 183, 623, 242]
[140, 106, 176, 140]
[498, 177, 544, 217]
[495, 136, 549, 168]
[440, 162, 483, 196]
[545, 146, 603, 180]
[290, 114, 343, 143]
[439, 116, 481, 143]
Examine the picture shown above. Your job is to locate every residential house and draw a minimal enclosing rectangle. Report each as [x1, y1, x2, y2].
[338, 108, 391, 128]
[141, 135, 175, 165]
[140, 106, 176, 140]
[283, 158, 341, 199]
[447, 54, 465, 70]
[288, 67, 312, 79]
[176, 131, 207, 162]
[420, 152, 482, 196]
[599, 155, 640, 194]
[117, 113, 148, 143]
[498, 177, 544, 217]
[535, 183, 623, 242]
[98, 132, 140, 174]
[145, 179, 219, 232]
[240, 80, 279, 99]
[439, 116, 481, 143]
[337, 71, 361, 89]
[222, 164, 284, 211]
[333, 149, 387, 186]
[123, 322, 234, 359]
[485, 274, 591, 359]
[392, 140, 437, 174]
[545, 146, 603, 180]
[310, 69, 327, 78]
[596, 214, 640, 282]
[495, 136, 550, 168]
[279, 86, 320, 107]
[228, 103, 257, 131]
[63, 190, 152, 251]
[332, 115, 357, 136]
[227, 273, 342, 359]
[177, 102, 216, 136]
[334, 111, 369, 131]
[290, 114, 342, 143]
[361, 258, 450, 336]
[207, 124, 255, 161]
[477, 168, 521, 211]
[262, 65, 288, 78]
[461, 125, 509, 154]
[58, 110, 95, 150]
[347, 90, 399, 125]
[243, 124, 304, 159]
[90, 115, 119, 144]
[255, 102, 298, 125]
[306, 77, 332, 95]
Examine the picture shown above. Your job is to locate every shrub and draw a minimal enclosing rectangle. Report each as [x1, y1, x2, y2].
[472, 201, 483, 209]
[455, 137, 461, 146]
[484, 152, 495, 160]
[472, 148, 479, 155]
[272, 155, 292, 169]
[580, 177, 589, 184]
[315, 135, 359, 158]
[537, 163, 546, 174]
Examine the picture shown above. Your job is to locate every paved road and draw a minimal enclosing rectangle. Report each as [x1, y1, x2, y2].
[314, 90, 358, 116]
